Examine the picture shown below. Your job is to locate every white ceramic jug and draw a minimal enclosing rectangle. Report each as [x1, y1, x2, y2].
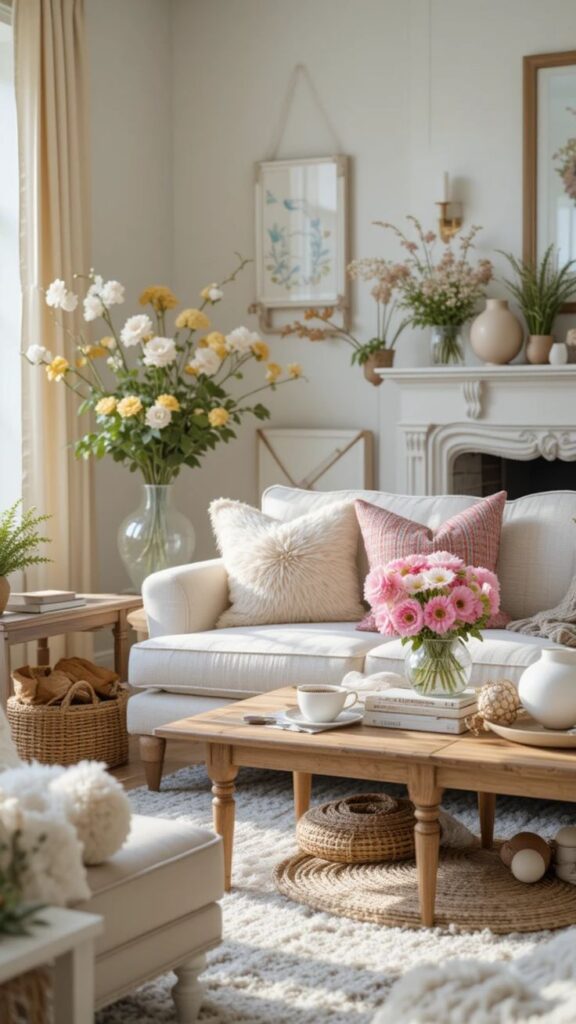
[518, 648, 576, 729]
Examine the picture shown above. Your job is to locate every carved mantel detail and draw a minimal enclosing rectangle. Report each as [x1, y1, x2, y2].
[462, 379, 483, 419]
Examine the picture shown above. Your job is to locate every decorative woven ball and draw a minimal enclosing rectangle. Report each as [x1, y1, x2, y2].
[500, 831, 552, 874]
[477, 679, 521, 725]
[296, 793, 416, 864]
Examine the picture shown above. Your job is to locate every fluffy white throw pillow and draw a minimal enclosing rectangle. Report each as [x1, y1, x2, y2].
[51, 761, 131, 865]
[210, 499, 364, 627]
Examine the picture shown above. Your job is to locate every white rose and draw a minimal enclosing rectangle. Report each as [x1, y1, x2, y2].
[120, 314, 153, 347]
[225, 326, 260, 354]
[101, 280, 125, 306]
[83, 294, 104, 322]
[142, 336, 177, 368]
[88, 274, 104, 296]
[60, 290, 78, 312]
[26, 344, 53, 365]
[188, 347, 222, 376]
[208, 286, 223, 302]
[45, 279, 68, 308]
[145, 404, 172, 430]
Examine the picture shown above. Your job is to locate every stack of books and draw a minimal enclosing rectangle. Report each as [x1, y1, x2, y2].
[7, 591, 87, 614]
[363, 687, 477, 735]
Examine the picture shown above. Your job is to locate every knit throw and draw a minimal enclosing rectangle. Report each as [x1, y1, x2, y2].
[507, 576, 576, 648]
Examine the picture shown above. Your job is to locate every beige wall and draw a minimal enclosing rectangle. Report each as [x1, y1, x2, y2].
[87, 0, 576, 590]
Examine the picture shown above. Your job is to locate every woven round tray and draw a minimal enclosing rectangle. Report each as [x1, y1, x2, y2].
[296, 793, 416, 863]
[275, 847, 576, 933]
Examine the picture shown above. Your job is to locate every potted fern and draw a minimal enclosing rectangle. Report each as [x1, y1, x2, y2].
[500, 245, 576, 364]
[0, 502, 52, 614]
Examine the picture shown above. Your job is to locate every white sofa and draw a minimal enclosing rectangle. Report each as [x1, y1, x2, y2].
[128, 486, 576, 789]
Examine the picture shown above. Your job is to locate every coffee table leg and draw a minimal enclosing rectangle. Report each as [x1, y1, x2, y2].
[293, 771, 312, 820]
[408, 766, 443, 928]
[207, 744, 238, 891]
[478, 792, 496, 849]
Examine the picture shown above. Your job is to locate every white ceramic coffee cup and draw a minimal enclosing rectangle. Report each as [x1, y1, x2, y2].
[297, 684, 359, 723]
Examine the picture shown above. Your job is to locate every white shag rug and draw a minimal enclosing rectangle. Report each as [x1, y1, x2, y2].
[96, 766, 576, 1024]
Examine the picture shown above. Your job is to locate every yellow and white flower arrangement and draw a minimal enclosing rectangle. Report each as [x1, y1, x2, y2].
[25, 256, 302, 484]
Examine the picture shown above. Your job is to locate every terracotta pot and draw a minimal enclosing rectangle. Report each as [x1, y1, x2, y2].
[362, 349, 395, 386]
[526, 334, 554, 365]
[0, 577, 10, 615]
[470, 299, 523, 364]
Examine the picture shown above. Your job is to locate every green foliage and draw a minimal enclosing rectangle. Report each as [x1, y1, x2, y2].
[0, 502, 52, 578]
[0, 830, 46, 936]
[500, 245, 576, 335]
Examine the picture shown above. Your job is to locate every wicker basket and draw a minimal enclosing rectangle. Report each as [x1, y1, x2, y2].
[297, 793, 416, 864]
[7, 679, 129, 768]
[0, 967, 51, 1024]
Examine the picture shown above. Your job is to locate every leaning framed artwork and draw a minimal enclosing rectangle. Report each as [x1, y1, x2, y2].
[254, 156, 349, 332]
[524, 50, 576, 311]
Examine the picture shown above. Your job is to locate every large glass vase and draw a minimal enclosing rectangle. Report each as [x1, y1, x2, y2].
[430, 324, 465, 365]
[405, 637, 472, 696]
[118, 485, 195, 591]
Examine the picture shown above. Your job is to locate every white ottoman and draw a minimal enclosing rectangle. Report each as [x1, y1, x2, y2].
[77, 814, 223, 1022]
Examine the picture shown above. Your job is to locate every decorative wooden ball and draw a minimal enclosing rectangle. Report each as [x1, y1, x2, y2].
[477, 679, 521, 725]
[500, 831, 552, 872]
[510, 849, 547, 884]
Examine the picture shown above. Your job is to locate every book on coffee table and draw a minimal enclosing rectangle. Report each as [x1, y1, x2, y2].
[9, 590, 77, 605]
[363, 687, 477, 734]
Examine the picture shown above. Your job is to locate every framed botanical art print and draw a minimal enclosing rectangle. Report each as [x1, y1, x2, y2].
[524, 50, 576, 311]
[254, 155, 349, 332]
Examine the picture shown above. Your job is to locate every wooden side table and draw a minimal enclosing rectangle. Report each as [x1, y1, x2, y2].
[0, 906, 103, 1024]
[0, 594, 143, 706]
[127, 606, 149, 642]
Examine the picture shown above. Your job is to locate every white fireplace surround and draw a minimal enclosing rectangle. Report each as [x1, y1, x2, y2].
[379, 365, 576, 494]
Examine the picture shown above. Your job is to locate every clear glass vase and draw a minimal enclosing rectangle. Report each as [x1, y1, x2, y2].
[430, 325, 465, 365]
[405, 637, 472, 696]
[118, 485, 196, 591]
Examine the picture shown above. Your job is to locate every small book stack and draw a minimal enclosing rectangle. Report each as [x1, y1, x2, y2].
[363, 687, 477, 735]
[7, 590, 87, 614]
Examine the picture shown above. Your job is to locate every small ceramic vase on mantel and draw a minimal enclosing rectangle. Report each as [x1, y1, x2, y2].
[469, 299, 523, 364]
[363, 348, 395, 386]
[526, 334, 554, 365]
[549, 341, 568, 365]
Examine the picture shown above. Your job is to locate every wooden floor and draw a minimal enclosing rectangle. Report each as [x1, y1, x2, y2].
[113, 737, 197, 792]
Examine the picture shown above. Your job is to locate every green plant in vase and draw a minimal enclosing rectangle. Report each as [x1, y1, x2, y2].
[499, 245, 576, 364]
[0, 502, 52, 614]
[280, 259, 411, 385]
[375, 217, 493, 365]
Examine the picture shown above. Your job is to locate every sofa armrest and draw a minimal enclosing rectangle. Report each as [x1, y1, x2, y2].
[142, 558, 229, 637]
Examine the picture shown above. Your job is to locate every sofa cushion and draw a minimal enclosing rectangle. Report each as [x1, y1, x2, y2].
[364, 630, 563, 687]
[80, 815, 223, 955]
[127, 690, 236, 735]
[209, 498, 364, 627]
[129, 622, 383, 698]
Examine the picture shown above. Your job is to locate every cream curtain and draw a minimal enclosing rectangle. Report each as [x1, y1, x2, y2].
[14, 0, 94, 616]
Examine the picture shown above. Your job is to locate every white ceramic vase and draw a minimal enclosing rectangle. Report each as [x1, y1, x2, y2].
[469, 299, 523, 365]
[549, 341, 568, 365]
[518, 648, 576, 729]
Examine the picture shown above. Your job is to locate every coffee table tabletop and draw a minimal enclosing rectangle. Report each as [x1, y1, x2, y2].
[156, 687, 576, 926]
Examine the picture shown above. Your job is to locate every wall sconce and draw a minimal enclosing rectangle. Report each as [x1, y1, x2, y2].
[436, 172, 463, 243]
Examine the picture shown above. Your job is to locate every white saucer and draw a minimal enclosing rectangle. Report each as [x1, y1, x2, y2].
[284, 708, 364, 730]
[487, 717, 576, 748]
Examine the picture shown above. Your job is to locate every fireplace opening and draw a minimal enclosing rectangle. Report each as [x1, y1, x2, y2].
[451, 452, 576, 499]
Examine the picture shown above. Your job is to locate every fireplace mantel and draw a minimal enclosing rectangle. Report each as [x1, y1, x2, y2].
[377, 365, 576, 494]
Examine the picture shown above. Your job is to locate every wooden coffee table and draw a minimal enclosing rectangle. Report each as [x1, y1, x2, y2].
[155, 687, 576, 927]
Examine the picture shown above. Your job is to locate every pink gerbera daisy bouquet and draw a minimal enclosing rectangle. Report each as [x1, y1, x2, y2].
[365, 552, 501, 694]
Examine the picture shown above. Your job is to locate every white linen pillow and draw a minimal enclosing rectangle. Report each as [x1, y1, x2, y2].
[209, 498, 364, 627]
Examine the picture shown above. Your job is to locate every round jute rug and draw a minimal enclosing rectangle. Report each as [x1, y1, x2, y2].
[274, 846, 576, 933]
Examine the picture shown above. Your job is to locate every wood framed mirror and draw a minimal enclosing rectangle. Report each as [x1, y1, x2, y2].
[524, 50, 576, 312]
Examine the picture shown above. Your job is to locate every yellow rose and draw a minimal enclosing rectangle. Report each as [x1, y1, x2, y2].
[205, 331, 228, 359]
[174, 308, 211, 331]
[251, 340, 270, 361]
[156, 394, 180, 412]
[45, 356, 69, 382]
[139, 285, 178, 312]
[208, 407, 230, 428]
[287, 362, 302, 378]
[85, 344, 107, 359]
[117, 395, 143, 418]
[95, 396, 117, 416]
[265, 362, 282, 383]
[184, 363, 199, 376]
[100, 336, 116, 350]
[75, 356, 87, 368]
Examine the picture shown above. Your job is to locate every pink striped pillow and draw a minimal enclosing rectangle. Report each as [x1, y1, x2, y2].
[355, 491, 509, 631]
